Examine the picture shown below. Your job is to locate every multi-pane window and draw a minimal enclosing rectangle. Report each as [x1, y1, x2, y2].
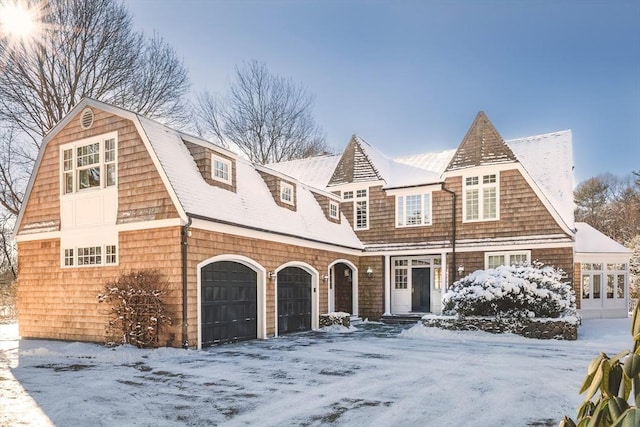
[343, 191, 353, 200]
[211, 154, 232, 184]
[63, 245, 117, 267]
[581, 263, 606, 301]
[485, 251, 530, 269]
[105, 245, 117, 265]
[396, 193, 432, 227]
[394, 260, 408, 289]
[61, 134, 117, 194]
[64, 249, 74, 266]
[354, 189, 368, 230]
[464, 174, 498, 221]
[104, 138, 116, 187]
[329, 201, 339, 219]
[280, 181, 294, 204]
[606, 264, 627, 300]
[77, 246, 102, 266]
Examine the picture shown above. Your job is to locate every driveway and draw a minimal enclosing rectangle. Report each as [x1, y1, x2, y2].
[0, 318, 631, 426]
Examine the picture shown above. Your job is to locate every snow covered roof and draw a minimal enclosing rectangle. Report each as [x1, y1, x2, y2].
[266, 155, 341, 189]
[137, 116, 363, 249]
[506, 131, 575, 230]
[354, 136, 442, 188]
[395, 149, 456, 175]
[574, 222, 632, 255]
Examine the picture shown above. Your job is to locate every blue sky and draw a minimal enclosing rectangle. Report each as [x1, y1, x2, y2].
[127, 0, 639, 183]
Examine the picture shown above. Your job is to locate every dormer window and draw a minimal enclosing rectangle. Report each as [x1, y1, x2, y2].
[61, 132, 117, 195]
[280, 181, 294, 205]
[212, 154, 232, 185]
[329, 200, 339, 219]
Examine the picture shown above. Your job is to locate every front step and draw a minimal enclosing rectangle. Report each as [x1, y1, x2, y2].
[381, 313, 425, 324]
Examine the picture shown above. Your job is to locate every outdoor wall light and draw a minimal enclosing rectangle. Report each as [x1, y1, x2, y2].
[457, 265, 465, 275]
[322, 274, 330, 281]
[268, 271, 276, 280]
[344, 269, 350, 277]
[366, 266, 373, 277]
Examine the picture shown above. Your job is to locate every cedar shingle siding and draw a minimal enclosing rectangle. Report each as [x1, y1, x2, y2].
[17, 100, 623, 347]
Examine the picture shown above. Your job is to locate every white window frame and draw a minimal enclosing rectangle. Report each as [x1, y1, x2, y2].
[211, 154, 232, 185]
[329, 200, 339, 219]
[61, 244, 118, 268]
[354, 188, 369, 230]
[463, 173, 499, 222]
[395, 192, 432, 228]
[280, 181, 294, 205]
[60, 132, 117, 195]
[484, 250, 531, 269]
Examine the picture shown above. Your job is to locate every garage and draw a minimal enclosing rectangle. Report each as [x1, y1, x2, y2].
[201, 261, 257, 347]
[277, 266, 312, 335]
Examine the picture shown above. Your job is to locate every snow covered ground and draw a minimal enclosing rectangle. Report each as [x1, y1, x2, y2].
[0, 318, 632, 427]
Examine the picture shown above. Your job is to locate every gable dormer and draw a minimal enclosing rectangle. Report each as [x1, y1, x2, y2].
[328, 135, 382, 186]
[446, 111, 517, 172]
[257, 169, 297, 211]
[184, 140, 237, 193]
[311, 191, 341, 224]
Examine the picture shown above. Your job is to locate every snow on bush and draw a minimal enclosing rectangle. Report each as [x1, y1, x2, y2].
[442, 262, 576, 318]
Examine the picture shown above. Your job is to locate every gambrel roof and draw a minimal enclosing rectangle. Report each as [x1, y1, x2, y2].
[16, 99, 363, 250]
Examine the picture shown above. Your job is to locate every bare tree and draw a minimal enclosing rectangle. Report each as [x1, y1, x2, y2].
[575, 173, 640, 244]
[195, 60, 330, 164]
[0, 0, 190, 147]
[0, 0, 190, 275]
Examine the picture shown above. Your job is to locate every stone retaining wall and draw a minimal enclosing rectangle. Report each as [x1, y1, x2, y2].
[422, 315, 578, 340]
[319, 312, 351, 328]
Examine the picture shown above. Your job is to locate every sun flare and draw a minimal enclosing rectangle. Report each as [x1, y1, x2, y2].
[0, 1, 36, 39]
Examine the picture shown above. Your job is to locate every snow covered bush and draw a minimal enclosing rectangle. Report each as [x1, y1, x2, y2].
[442, 262, 575, 318]
[97, 270, 172, 348]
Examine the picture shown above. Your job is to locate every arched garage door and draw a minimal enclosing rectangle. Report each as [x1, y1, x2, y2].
[277, 267, 312, 335]
[201, 261, 257, 347]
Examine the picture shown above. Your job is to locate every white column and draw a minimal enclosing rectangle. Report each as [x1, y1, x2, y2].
[441, 251, 448, 291]
[384, 255, 391, 315]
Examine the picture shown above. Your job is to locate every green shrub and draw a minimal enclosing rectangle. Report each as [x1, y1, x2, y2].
[97, 270, 172, 348]
[560, 302, 640, 426]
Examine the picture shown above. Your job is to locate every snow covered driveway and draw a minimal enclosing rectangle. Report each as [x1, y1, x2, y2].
[0, 319, 632, 426]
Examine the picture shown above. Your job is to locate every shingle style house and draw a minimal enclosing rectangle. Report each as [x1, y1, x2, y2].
[15, 99, 632, 348]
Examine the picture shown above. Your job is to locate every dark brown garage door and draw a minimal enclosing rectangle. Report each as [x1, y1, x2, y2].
[201, 261, 257, 347]
[277, 267, 312, 335]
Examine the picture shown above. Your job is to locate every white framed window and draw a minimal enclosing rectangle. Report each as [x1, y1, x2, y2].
[60, 132, 117, 195]
[211, 154, 232, 185]
[280, 181, 294, 205]
[354, 188, 368, 230]
[463, 173, 498, 222]
[62, 244, 118, 268]
[329, 200, 339, 219]
[343, 191, 353, 200]
[393, 259, 408, 289]
[485, 250, 531, 269]
[396, 193, 432, 227]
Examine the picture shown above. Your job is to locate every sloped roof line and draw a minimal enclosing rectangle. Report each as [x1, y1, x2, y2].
[446, 111, 518, 172]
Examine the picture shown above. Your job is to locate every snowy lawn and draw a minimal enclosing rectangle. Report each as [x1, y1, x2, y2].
[0, 318, 632, 427]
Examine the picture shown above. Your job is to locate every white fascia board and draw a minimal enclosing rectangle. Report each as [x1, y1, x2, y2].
[190, 218, 363, 256]
[328, 180, 386, 192]
[17, 218, 185, 242]
[363, 237, 573, 257]
[574, 252, 633, 264]
[384, 183, 442, 196]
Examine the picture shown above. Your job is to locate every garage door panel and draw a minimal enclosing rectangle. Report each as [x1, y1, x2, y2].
[278, 267, 311, 335]
[201, 261, 257, 347]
